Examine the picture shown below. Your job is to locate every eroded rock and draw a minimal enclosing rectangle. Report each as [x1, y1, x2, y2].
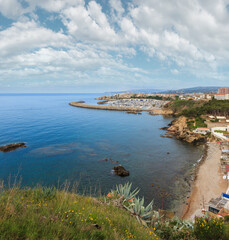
[113, 165, 129, 177]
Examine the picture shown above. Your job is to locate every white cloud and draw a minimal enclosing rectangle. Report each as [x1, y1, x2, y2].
[0, 19, 69, 57]
[1, 0, 229, 90]
[61, 3, 118, 44]
[27, 0, 84, 13]
[171, 69, 179, 75]
[109, 0, 124, 17]
[0, 0, 25, 19]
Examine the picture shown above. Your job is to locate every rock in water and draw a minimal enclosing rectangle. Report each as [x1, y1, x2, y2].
[113, 165, 130, 177]
[0, 143, 26, 152]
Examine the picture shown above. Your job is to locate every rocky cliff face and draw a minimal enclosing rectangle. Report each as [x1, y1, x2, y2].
[167, 116, 206, 144]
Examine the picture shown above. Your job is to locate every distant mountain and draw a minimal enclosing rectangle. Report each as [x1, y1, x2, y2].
[103, 88, 164, 95]
[159, 86, 224, 94]
[129, 88, 164, 93]
[104, 86, 228, 95]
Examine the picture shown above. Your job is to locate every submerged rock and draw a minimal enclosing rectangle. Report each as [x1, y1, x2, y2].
[0, 143, 26, 152]
[113, 165, 129, 177]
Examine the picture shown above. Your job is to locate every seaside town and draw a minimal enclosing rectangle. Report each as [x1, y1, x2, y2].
[2, 1, 229, 239]
[97, 88, 229, 220]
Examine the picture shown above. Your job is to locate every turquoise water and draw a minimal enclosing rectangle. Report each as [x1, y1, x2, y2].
[0, 93, 202, 209]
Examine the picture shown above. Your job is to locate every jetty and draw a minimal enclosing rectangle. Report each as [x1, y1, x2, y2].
[69, 101, 150, 112]
[69, 100, 172, 115]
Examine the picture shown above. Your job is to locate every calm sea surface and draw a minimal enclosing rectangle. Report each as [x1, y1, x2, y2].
[0, 93, 203, 210]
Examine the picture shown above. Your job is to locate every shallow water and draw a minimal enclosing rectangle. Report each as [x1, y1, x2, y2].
[0, 93, 203, 209]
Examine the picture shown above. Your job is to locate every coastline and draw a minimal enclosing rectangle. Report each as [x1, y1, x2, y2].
[69, 100, 227, 220]
[181, 142, 227, 220]
[69, 101, 173, 115]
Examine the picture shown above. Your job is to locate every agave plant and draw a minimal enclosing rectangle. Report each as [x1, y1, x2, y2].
[169, 217, 194, 230]
[115, 182, 139, 201]
[125, 197, 154, 226]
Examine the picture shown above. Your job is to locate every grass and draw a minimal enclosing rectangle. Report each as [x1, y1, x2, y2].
[0, 186, 159, 240]
[1, 184, 229, 240]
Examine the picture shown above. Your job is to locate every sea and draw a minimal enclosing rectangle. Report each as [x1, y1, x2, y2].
[0, 93, 203, 210]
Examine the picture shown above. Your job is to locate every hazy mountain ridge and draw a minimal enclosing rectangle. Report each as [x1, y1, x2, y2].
[159, 86, 224, 94]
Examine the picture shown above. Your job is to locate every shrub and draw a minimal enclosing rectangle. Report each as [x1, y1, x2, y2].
[125, 197, 154, 226]
[115, 182, 139, 202]
[155, 218, 196, 240]
[194, 217, 225, 240]
[224, 215, 229, 223]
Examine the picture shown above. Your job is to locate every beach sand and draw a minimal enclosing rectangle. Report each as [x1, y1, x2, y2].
[182, 143, 227, 220]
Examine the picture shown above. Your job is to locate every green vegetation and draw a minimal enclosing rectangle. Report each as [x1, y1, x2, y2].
[131, 95, 172, 101]
[210, 119, 219, 122]
[167, 99, 229, 117]
[1, 183, 229, 240]
[165, 99, 203, 114]
[186, 117, 207, 131]
[194, 217, 225, 240]
[115, 182, 139, 202]
[180, 99, 229, 117]
[195, 116, 207, 128]
[215, 130, 229, 135]
[187, 119, 196, 131]
[0, 185, 159, 240]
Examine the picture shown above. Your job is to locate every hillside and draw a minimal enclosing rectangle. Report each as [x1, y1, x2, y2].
[0, 186, 158, 240]
[164, 99, 205, 114]
[164, 99, 229, 117]
[1, 185, 229, 240]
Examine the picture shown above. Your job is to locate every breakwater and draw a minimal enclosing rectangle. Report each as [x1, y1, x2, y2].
[69, 101, 173, 115]
[69, 101, 149, 111]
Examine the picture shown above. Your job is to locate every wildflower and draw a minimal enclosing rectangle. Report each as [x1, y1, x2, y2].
[128, 197, 134, 202]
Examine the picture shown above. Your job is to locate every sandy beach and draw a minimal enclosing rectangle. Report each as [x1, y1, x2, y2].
[182, 143, 227, 220]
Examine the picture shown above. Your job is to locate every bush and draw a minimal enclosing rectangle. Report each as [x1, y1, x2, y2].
[224, 215, 229, 223]
[194, 217, 225, 240]
[155, 218, 196, 240]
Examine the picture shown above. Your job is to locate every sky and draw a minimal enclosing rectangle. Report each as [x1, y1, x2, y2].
[0, 0, 229, 93]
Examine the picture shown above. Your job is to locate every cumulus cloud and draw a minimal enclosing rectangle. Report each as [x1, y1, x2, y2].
[0, 0, 26, 19]
[0, 18, 69, 57]
[1, 0, 229, 90]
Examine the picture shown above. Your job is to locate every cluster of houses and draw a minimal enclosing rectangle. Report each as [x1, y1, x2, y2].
[193, 125, 229, 140]
[208, 143, 229, 217]
[111, 88, 229, 101]
[193, 116, 229, 141]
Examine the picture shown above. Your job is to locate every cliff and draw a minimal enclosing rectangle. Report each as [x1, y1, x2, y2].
[167, 116, 206, 144]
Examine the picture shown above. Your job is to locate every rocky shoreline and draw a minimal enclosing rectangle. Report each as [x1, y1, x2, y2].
[165, 116, 207, 145]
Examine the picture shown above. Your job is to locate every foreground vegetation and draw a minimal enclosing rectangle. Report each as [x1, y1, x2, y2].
[0, 183, 229, 239]
[0, 185, 158, 240]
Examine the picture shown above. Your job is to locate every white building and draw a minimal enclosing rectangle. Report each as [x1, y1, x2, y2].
[214, 94, 229, 100]
[193, 127, 211, 135]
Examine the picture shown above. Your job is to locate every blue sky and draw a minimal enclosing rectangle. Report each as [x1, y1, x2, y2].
[0, 0, 229, 93]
